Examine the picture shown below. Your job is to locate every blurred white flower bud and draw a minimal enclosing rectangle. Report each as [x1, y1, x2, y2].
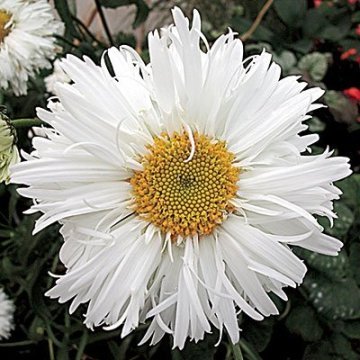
[45, 59, 71, 95]
[0, 112, 19, 184]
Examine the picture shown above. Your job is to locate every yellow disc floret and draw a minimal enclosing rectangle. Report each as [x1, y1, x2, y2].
[131, 131, 240, 239]
[0, 10, 11, 43]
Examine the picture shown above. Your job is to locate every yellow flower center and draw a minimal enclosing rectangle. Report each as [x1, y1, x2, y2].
[0, 10, 11, 43]
[131, 131, 240, 239]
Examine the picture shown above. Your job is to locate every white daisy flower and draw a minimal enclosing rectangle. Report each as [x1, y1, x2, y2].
[0, 288, 15, 340]
[0, 0, 64, 96]
[45, 59, 71, 95]
[11, 7, 351, 349]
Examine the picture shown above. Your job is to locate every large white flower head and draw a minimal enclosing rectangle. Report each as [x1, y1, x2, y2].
[0, 288, 15, 340]
[11, 8, 351, 349]
[0, 0, 64, 95]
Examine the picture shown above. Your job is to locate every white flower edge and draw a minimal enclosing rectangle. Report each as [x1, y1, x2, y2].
[0, 0, 64, 95]
[0, 288, 15, 340]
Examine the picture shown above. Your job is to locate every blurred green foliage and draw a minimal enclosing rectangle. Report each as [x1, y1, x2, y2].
[0, 0, 360, 359]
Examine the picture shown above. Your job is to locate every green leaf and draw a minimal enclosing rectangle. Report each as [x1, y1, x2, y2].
[98, 0, 150, 28]
[303, 7, 352, 42]
[302, 8, 327, 38]
[272, 50, 297, 74]
[289, 39, 313, 54]
[318, 7, 351, 42]
[330, 203, 354, 237]
[308, 116, 326, 133]
[349, 243, 360, 287]
[274, 0, 307, 28]
[297, 249, 349, 281]
[233, 17, 275, 42]
[353, 11, 360, 23]
[303, 335, 358, 360]
[324, 90, 358, 124]
[337, 174, 360, 210]
[285, 305, 323, 342]
[330, 334, 358, 360]
[342, 320, 360, 339]
[318, 202, 354, 238]
[298, 52, 328, 81]
[320, 25, 348, 42]
[304, 273, 360, 320]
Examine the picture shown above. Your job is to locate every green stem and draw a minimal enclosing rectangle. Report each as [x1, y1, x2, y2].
[0, 340, 35, 347]
[75, 331, 89, 360]
[94, 0, 114, 46]
[72, 16, 104, 47]
[11, 118, 44, 128]
[54, 34, 79, 49]
[231, 342, 244, 360]
[45, 323, 64, 348]
[278, 299, 291, 320]
[48, 339, 55, 360]
[240, 340, 261, 360]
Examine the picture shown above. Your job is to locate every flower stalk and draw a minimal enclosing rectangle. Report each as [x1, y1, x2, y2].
[240, 0, 274, 41]
[10, 118, 44, 128]
[94, 0, 114, 46]
[231, 342, 244, 360]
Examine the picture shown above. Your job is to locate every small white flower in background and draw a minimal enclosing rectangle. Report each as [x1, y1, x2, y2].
[0, 288, 15, 340]
[0, 112, 19, 184]
[0, 0, 64, 96]
[45, 59, 71, 95]
[11, 7, 351, 350]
